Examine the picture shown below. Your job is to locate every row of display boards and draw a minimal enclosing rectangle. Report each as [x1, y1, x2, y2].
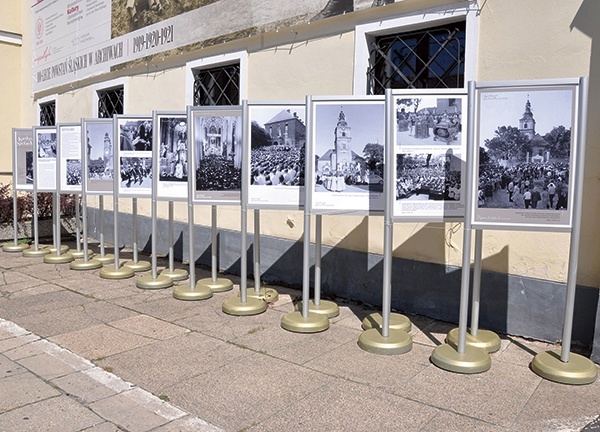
[6, 78, 598, 385]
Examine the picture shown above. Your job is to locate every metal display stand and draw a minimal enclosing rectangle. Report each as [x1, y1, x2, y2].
[159, 201, 189, 281]
[96, 196, 115, 264]
[124, 198, 151, 272]
[1, 190, 30, 253]
[197, 206, 234, 293]
[70, 194, 94, 259]
[70, 187, 103, 270]
[43, 191, 74, 264]
[244, 209, 278, 302]
[21, 188, 49, 258]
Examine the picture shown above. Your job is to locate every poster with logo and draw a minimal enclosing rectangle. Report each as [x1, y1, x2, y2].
[115, 115, 153, 197]
[245, 102, 306, 209]
[34, 126, 58, 192]
[58, 123, 83, 193]
[82, 118, 114, 195]
[153, 111, 188, 201]
[13, 128, 34, 191]
[189, 106, 242, 205]
[392, 92, 467, 221]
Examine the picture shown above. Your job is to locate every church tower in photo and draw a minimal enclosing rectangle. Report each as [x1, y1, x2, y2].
[334, 108, 352, 171]
[519, 97, 536, 140]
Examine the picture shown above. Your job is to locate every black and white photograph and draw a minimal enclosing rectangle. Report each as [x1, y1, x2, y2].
[84, 120, 114, 194]
[247, 104, 306, 208]
[191, 107, 242, 204]
[120, 157, 152, 189]
[59, 124, 83, 193]
[37, 132, 57, 159]
[13, 129, 34, 191]
[395, 96, 463, 149]
[66, 160, 82, 186]
[158, 116, 188, 183]
[311, 99, 385, 213]
[474, 85, 576, 228]
[25, 152, 34, 185]
[119, 119, 153, 152]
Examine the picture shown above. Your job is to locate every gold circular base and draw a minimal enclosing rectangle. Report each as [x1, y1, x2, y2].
[431, 343, 491, 374]
[70, 250, 95, 260]
[136, 274, 173, 290]
[173, 283, 213, 301]
[243, 287, 279, 303]
[446, 328, 501, 353]
[96, 254, 115, 265]
[22, 248, 51, 258]
[47, 245, 70, 254]
[358, 328, 413, 355]
[295, 300, 340, 318]
[100, 265, 135, 280]
[160, 268, 189, 281]
[124, 260, 152, 273]
[70, 258, 104, 271]
[281, 311, 330, 333]
[222, 296, 267, 316]
[3, 243, 30, 253]
[43, 252, 75, 264]
[361, 312, 412, 332]
[531, 350, 598, 385]
[197, 277, 233, 293]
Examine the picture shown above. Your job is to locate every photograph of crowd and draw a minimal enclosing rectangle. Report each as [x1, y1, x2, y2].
[37, 133, 57, 159]
[120, 157, 152, 189]
[313, 102, 385, 194]
[396, 151, 462, 201]
[66, 160, 82, 186]
[159, 117, 188, 183]
[249, 106, 306, 187]
[477, 88, 573, 212]
[193, 113, 242, 192]
[395, 96, 463, 147]
[120, 120, 153, 152]
[86, 122, 114, 181]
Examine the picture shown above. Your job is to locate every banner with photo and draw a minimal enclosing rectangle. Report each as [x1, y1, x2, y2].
[308, 96, 385, 214]
[34, 126, 58, 193]
[115, 115, 153, 197]
[82, 118, 114, 195]
[58, 123, 83, 193]
[473, 83, 578, 230]
[13, 128, 34, 192]
[189, 106, 243, 205]
[245, 102, 306, 209]
[154, 111, 188, 201]
[392, 93, 467, 221]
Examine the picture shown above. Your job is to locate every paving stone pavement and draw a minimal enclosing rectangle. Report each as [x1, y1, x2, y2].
[0, 241, 599, 432]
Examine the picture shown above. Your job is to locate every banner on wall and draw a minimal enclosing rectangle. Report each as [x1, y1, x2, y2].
[13, 128, 34, 192]
[34, 126, 58, 192]
[31, 0, 402, 92]
[58, 123, 83, 193]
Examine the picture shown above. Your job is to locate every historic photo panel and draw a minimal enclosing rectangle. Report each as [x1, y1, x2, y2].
[247, 104, 306, 208]
[59, 124, 83, 193]
[393, 94, 466, 220]
[156, 114, 188, 200]
[14, 129, 34, 190]
[474, 86, 576, 228]
[117, 117, 153, 196]
[35, 128, 58, 192]
[312, 100, 385, 213]
[191, 108, 242, 204]
[84, 120, 114, 194]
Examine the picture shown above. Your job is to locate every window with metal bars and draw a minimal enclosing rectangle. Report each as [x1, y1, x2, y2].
[97, 87, 124, 118]
[193, 63, 240, 106]
[367, 21, 466, 94]
[39, 101, 56, 126]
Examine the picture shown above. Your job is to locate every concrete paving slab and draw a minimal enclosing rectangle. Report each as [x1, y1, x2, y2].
[89, 392, 171, 432]
[4, 338, 56, 360]
[0, 332, 40, 353]
[246, 379, 440, 432]
[420, 410, 511, 432]
[0, 289, 94, 322]
[0, 353, 26, 378]
[49, 323, 156, 360]
[7, 282, 63, 299]
[0, 277, 46, 293]
[0, 395, 104, 431]
[17, 352, 79, 380]
[51, 370, 119, 404]
[120, 294, 216, 322]
[152, 415, 224, 432]
[163, 351, 336, 431]
[109, 314, 189, 340]
[0, 371, 60, 412]
[410, 318, 456, 347]
[78, 421, 125, 431]
[493, 335, 559, 366]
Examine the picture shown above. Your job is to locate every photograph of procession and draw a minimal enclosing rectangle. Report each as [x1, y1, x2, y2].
[116, 117, 153, 197]
[191, 108, 242, 203]
[311, 100, 385, 213]
[84, 120, 114, 194]
[475, 85, 576, 228]
[395, 95, 464, 149]
[158, 116, 188, 183]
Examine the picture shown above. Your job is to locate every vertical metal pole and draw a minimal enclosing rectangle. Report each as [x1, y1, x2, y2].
[132, 198, 138, 263]
[254, 209, 261, 291]
[75, 194, 82, 253]
[381, 89, 394, 338]
[188, 197, 196, 289]
[33, 192, 39, 250]
[240, 206, 248, 303]
[560, 77, 589, 363]
[314, 214, 322, 307]
[54, 192, 61, 256]
[12, 193, 18, 246]
[113, 189, 120, 271]
[168, 201, 175, 273]
[151, 193, 157, 280]
[470, 229, 483, 336]
[456, 80, 478, 355]
[53, 193, 59, 252]
[211, 205, 218, 283]
[99, 195, 106, 257]
[82, 191, 89, 261]
[301, 95, 313, 319]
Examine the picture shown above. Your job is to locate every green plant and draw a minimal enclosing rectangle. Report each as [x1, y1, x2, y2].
[0, 182, 78, 224]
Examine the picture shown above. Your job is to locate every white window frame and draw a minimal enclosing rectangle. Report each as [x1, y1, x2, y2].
[353, 1, 478, 95]
[185, 50, 248, 106]
[36, 94, 57, 126]
[93, 77, 127, 117]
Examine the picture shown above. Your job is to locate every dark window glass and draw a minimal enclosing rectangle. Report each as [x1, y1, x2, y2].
[39, 101, 56, 126]
[193, 64, 240, 106]
[98, 87, 124, 118]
